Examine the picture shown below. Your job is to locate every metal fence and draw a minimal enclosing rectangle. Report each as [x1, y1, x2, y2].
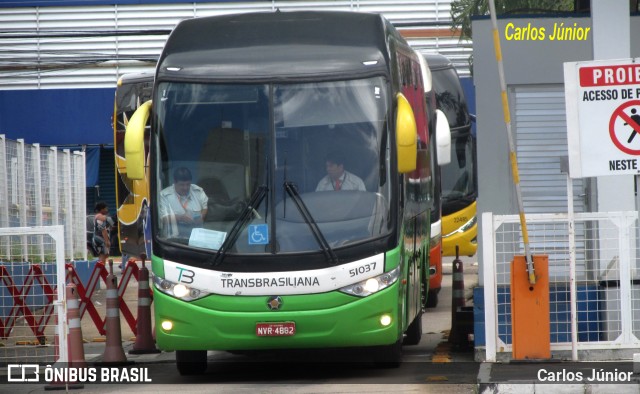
[482, 211, 640, 361]
[0, 226, 66, 364]
[0, 135, 86, 261]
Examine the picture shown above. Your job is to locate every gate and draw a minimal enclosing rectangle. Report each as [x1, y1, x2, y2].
[0, 225, 67, 364]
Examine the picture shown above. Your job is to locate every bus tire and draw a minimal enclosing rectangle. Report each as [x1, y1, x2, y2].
[403, 310, 422, 346]
[176, 350, 207, 375]
[373, 339, 402, 368]
[425, 288, 439, 308]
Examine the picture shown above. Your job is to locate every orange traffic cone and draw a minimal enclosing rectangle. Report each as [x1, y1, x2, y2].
[99, 260, 132, 365]
[452, 247, 466, 310]
[45, 285, 85, 390]
[449, 246, 465, 344]
[130, 258, 160, 354]
[67, 284, 88, 369]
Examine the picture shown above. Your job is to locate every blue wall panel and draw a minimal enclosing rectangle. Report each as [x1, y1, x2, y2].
[0, 88, 115, 145]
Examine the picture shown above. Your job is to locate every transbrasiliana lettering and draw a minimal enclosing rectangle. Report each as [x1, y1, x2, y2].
[221, 276, 320, 288]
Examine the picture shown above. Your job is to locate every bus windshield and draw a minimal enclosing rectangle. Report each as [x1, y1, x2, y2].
[441, 132, 475, 205]
[153, 77, 392, 255]
[431, 66, 476, 212]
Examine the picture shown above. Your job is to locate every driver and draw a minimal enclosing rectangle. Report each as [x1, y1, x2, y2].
[316, 150, 366, 192]
[159, 167, 208, 237]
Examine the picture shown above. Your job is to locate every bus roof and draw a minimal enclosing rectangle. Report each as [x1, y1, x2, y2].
[423, 53, 454, 72]
[157, 11, 406, 82]
[117, 72, 154, 86]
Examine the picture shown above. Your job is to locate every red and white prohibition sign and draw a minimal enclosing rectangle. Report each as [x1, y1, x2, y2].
[609, 100, 640, 155]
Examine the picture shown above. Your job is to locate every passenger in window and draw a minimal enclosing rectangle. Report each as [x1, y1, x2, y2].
[159, 167, 209, 237]
[316, 150, 366, 192]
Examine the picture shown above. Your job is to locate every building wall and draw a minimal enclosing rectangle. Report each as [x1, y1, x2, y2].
[0, 0, 468, 90]
[472, 14, 640, 285]
[0, 88, 114, 145]
[0, 0, 471, 239]
[0, 0, 470, 146]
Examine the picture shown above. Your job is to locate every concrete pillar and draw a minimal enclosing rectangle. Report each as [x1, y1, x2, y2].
[591, 0, 636, 280]
[592, 0, 634, 215]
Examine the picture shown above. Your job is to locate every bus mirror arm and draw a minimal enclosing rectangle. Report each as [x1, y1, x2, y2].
[124, 100, 152, 180]
[378, 120, 388, 187]
[435, 109, 451, 166]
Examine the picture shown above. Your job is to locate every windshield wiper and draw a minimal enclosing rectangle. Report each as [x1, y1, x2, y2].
[283, 181, 338, 265]
[443, 192, 475, 203]
[209, 185, 267, 266]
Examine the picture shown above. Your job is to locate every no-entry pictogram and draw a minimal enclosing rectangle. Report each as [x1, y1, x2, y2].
[609, 100, 640, 155]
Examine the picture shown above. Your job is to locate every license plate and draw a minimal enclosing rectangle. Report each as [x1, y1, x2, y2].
[256, 322, 296, 337]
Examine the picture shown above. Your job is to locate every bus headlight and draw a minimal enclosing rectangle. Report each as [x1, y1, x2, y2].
[173, 284, 189, 298]
[152, 275, 209, 301]
[339, 266, 400, 297]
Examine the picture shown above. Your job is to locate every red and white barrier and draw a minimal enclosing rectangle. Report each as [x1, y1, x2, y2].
[1, 259, 155, 345]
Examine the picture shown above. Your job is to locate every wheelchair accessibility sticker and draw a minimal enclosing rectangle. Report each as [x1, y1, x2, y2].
[248, 224, 269, 245]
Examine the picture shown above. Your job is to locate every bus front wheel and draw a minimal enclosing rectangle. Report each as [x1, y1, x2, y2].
[426, 288, 439, 308]
[403, 309, 423, 346]
[176, 350, 207, 375]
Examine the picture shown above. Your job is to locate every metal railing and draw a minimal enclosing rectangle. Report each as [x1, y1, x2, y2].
[482, 211, 640, 361]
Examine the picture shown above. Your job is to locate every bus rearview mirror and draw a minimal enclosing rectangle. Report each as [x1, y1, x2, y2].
[436, 109, 451, 166]
[124, 100, 152, 180]
[396, 93, 417, 174]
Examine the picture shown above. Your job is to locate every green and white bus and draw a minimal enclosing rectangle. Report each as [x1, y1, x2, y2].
[124, 11, 450, 374]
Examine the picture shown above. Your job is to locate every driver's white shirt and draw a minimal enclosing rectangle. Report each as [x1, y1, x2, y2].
[315, 171, 366, 192]
[159, 184, 208, 218]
